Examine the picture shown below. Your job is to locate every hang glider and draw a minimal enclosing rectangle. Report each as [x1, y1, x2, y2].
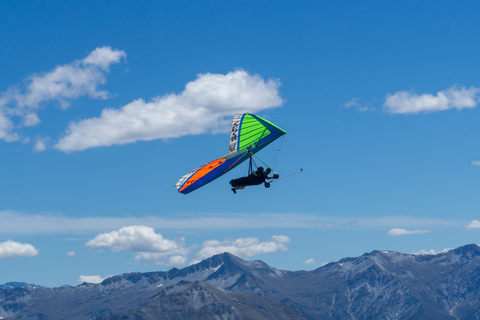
[175, 113, 286, 194]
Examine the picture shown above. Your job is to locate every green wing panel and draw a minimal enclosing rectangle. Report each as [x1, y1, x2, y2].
[238, 114, 272, 150]
[227, 113, 286, 158]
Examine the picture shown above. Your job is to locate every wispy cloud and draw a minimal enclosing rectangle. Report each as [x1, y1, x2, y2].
[344, 98, 370, 112]
[55, 69, 283, 152]
[0, 112, 18, 142]
[0, 240, 39, 259]
[471, 161, 480, 166]
[383, 85, 480, 114]
[0, 210, 464, 234]
[303, 258, 315, 265]
[322, 223, 333, 231]
[0, 211, 324, 234]
[66, 251, 75, 256]
[0, 46, 126, 143]
[387, 228, 431, 237]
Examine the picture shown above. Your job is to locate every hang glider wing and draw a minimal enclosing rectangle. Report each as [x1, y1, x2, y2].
[175, 113, 286, 194]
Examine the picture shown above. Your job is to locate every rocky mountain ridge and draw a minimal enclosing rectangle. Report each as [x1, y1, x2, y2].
[2, 244, 480, 319]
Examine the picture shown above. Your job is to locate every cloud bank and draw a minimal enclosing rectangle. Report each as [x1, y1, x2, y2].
[0, 46, 126, 144]
[387, 228, 431, 237]
[85, 225, 290, 267]
[0, 240, 39, 259]
[55, 69, 283, 152]
[383, 86, 480, 114]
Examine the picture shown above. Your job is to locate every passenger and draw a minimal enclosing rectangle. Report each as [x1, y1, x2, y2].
[230, 167, 273, 194]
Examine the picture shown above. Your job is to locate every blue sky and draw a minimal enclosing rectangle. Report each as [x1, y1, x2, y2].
[1, 0, 480, 287]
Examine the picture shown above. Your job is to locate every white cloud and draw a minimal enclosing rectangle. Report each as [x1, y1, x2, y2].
[197, 235, 290, 260]
[383, 85, 480, 114]
[411, 249, 437, 255]
[82, 47, 126, 71]
[411, 248, 453, 255]
[387, 228, 431, 237]
[55, 69, 283, 152]
[135, 252, 188, 267]
[167, 255, 188, 266]
[0, 240, 39, 259]
[33, 135, 50, 152]
[303, 258, 315, 265]
[86, 225, 184, 252]
[0, 46, 125, 141]
[66, 251, 75, 256]
[14, 46, 125, 110]
[78, 275, 104, 284]
[466, 220, 480, 230]
[471, 161, 480, 166]
[86, 225, 187, 266]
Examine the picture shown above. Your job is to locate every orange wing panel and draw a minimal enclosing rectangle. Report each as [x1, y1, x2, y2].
[179, 158, 226, 192]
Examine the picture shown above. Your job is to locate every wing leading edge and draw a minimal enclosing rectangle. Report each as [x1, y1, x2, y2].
[175, 113, 286, 194]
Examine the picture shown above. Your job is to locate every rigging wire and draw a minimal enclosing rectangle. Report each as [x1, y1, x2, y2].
[271, 168, 304, 182]
[251, 153, 276, 173]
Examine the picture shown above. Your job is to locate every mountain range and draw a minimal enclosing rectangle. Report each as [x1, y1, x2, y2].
[2, 244, 480, 319]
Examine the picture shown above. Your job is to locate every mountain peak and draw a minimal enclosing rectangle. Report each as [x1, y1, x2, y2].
[0, 282, 45, 290]
[205, 252, 241, 264]
[452, 243, 480, 255]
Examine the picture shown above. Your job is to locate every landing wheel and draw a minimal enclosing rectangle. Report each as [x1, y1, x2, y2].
[265, 182, 271, 188]
[273, 173, 279, 179]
